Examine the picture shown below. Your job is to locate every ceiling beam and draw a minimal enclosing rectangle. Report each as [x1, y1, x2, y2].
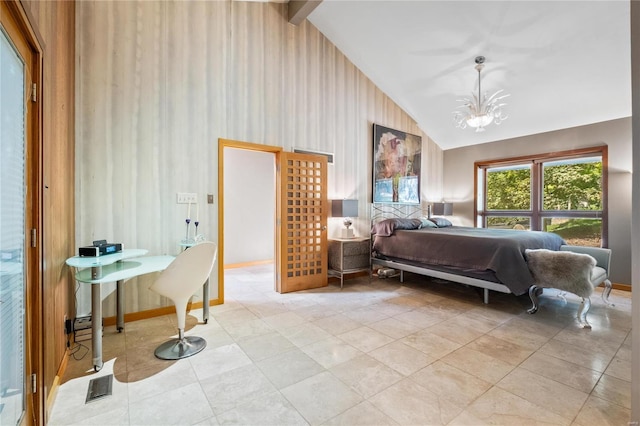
[288, 0, 322, 25]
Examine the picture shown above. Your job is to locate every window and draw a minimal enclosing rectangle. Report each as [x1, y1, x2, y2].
[1, 18, 26, 426]
[475, 147, 607, 247]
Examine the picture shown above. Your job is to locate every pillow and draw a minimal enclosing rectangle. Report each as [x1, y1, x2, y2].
[419, 217, 438, 229]
[428, 217, 453, 228]
[371, 218, 422, 236]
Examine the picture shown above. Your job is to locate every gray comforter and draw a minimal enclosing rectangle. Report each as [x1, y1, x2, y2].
[372, 226, 566, 295]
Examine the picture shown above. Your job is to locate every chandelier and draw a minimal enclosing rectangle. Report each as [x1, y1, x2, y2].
[453, 56, 509, 133]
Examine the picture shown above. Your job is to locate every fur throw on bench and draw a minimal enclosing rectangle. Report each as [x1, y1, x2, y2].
[525, 249, 597, 298]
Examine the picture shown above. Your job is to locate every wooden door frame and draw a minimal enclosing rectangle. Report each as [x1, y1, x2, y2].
[217, 139, 282, 304]
[1, 1, 44, 425]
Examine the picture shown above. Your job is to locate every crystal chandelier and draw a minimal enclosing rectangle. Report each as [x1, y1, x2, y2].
[453, 56, 509, 133]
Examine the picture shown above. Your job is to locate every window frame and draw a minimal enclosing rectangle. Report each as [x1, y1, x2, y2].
[474, 146, 608, 247]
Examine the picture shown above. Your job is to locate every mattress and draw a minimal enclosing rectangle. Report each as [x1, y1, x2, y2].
[372, 226, 566, 295]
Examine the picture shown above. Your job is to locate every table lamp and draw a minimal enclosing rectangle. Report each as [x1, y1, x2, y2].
[331, 199, 358, 238]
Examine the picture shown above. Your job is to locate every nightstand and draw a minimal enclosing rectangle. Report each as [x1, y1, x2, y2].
[327, 237, 370, 288]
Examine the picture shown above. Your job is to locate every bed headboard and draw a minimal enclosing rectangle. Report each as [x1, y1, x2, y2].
[371, 203, 424, 225]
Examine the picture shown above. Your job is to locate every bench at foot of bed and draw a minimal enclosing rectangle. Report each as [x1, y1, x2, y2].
[525, 245, 613, 329]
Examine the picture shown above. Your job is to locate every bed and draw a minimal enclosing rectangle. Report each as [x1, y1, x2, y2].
[369, 204, 563, 304]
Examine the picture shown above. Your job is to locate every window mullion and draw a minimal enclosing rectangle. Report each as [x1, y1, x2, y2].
[532, 162, 541, 231]
[481, 167, 488, 227]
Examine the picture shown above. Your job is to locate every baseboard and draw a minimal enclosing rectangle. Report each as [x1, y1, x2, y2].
[102, 299, 224, 327]
[224, 259, 273, 269]
[611, 282, 631, 292]
[327, 270, 370, 284]
[47, 347, 70, 417]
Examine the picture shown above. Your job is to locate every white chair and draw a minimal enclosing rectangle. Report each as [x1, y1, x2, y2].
[525, 245, 613, 329]
[149, 241, 217, 359]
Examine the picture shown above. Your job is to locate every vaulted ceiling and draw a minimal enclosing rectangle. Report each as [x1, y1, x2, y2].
[307, 1, 631, 150]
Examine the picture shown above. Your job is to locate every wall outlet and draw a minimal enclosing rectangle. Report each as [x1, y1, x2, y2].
[176, 193, 197, 204]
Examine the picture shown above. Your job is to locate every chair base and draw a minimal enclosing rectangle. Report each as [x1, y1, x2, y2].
[154, 336, 207, 360]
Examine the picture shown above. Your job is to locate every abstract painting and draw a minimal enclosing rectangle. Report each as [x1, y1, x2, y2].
[372, 124, 421, 204]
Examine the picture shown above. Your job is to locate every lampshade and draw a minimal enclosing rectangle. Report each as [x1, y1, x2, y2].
[432, 202, 453, 216]
[331, 199, 358, 238]
[330, 199, 358, 218]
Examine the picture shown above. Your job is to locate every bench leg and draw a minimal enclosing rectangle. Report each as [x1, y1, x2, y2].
[527, 285, 540, 314]
[577, 296, 592, 329]
[601, 279, 615, 307]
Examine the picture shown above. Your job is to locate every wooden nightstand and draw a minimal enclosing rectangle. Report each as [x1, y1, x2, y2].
[327, 237, 370, 288]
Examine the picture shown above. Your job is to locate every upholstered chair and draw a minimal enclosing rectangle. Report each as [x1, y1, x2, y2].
[525, 245, 612, 329]
[150, 241, 217, 359]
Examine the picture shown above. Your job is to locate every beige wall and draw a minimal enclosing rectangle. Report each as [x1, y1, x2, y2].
[75, 0, 443, 316]
[443, 117, 632, 285]
[223, 148, 275, 265]
[630, 2, 640, 418]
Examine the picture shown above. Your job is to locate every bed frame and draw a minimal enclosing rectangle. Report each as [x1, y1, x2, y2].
[369, 203, 614, 323]
[369, 203, 511, 304]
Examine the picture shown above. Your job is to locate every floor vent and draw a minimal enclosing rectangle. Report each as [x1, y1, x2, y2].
[85, 374, 113, 403]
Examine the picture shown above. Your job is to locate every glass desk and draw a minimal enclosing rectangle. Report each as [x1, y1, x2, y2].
[66, 250, 174, 371]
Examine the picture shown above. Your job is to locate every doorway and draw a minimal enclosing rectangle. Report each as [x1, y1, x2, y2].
[216, 139, 329, 303]
[217, 140, 282, 303]
[223, 147, 276, 274]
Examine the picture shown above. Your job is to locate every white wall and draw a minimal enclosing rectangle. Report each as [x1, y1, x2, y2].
[75, 0, 443, 316]
[443, 117, 632, 285]
[630, 1, 640, 418]
[223, 148, 275, 265]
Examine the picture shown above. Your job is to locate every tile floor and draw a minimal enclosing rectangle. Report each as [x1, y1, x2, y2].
[49, 265, 632, 425]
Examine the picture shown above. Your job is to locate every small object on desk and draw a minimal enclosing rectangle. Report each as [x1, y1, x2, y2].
[79, 241, 123, 257]
[185, 218, 191, 242]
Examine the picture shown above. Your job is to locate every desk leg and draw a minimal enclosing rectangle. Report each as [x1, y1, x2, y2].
[116, 280, 124, 332]
[202, 278, 209, 324]
[91, 283, 103, 372]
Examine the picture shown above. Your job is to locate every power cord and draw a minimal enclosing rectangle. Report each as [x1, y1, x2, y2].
[68, 340, 89, 361]
[66, 280, 89, 361]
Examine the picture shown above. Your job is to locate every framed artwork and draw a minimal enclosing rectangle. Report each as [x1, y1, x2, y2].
[372, 124, 421, 204]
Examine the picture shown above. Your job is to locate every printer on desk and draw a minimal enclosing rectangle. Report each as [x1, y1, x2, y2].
[79, 240, 123, 257]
